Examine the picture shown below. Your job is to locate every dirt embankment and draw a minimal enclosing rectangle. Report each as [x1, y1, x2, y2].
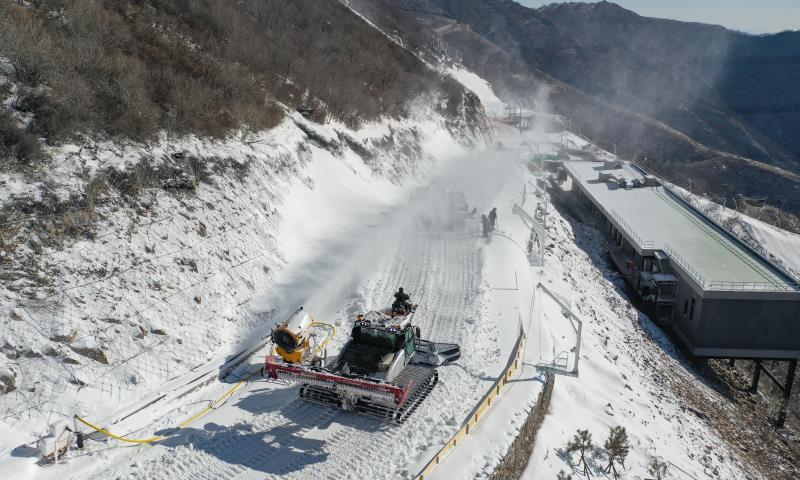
[490, 373, 556, 480]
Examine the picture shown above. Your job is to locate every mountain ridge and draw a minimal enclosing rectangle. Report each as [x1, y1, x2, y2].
[351, 0, 800, 231]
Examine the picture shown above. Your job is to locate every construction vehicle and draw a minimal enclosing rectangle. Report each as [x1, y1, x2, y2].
[265, 306, 460, 423]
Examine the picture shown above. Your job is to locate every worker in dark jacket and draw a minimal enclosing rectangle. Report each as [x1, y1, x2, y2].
[392, 287, 411, 313]
[488, 207, 498, 230]
[481, 214, 490, 238]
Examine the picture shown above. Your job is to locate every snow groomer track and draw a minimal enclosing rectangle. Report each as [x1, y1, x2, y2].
[106, 224, 508, 480]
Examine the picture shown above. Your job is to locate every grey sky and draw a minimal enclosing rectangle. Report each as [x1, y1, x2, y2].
[514, 1, 800, 34]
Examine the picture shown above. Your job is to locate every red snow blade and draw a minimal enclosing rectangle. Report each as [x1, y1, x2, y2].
[265, 356, 411, 406]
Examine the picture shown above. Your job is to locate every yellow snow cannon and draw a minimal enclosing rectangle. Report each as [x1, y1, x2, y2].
[271, 307, 335, 365]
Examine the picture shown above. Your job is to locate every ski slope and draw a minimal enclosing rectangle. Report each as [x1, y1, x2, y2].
[2, 136, 531, 479]
[89, 152, 521, 480]
[101, 227, 500, 480]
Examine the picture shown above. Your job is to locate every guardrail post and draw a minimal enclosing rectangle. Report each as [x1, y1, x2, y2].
[413, 327, 526, 480]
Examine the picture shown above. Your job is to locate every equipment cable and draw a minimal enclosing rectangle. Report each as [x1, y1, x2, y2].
[74, 368, 262, 444]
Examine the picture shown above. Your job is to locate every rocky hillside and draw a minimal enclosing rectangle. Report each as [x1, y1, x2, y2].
[352, 0, 800, 231]
[0, 0, 487, 427]
[0, 0, 488, 300]
[0, 0, 483, 164]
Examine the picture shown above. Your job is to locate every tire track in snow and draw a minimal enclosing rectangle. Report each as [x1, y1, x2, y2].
[108, 223, 498, 480]
[119, 389, 341, 480]
[273, 226, 494, 480]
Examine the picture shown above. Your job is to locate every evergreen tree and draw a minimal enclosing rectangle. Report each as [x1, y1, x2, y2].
[557, 470, 573, 480]
[647, 457, 669, 480]
[603, 426, 630, 478]
[566, 429, 594, 477]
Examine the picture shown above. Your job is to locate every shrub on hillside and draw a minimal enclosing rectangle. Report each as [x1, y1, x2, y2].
[0, 110, 40, 167]
[0, 0, 465, 143]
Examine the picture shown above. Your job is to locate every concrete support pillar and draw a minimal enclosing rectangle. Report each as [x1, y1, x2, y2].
[750, 360, 762, 394]
[776, 359, 797, 428]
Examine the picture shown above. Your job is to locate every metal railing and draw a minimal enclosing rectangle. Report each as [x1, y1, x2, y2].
[572, 160, 798, 293]
[630, 160, 800, 286]
[607, 208, 655, 251]
[415, 322, 526, 480]
[513, 203, 546, 266]
[706, 280, 798, 292]
[664, 244, 798, 292]
[663, 244, 707, 288]
[568, 164, 654, 251]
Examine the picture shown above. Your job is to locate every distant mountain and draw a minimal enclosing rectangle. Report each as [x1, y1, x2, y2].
[351, 0, 800, 230]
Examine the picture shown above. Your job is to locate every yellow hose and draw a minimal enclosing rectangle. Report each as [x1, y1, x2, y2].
[75, 369, 261, 444]
[310, 320, 336, 355]
[79, 320, 335, 444]
[74, 416, 165, 444]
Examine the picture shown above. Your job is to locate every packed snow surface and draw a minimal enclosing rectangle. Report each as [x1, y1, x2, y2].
[0, 104, 477, 478]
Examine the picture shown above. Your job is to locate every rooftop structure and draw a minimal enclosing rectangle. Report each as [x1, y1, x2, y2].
[563, 160, 797, 292]
[560, 159, 800, 360]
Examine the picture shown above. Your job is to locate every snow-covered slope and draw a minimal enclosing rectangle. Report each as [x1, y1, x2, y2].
[425, 125, 756, 480]
[447, 67, 506, 118]
[742, 217, 800, 274]
[523, 205, 753, 479]
[2, 110, 522, 480]
[0, 107, 475, 454]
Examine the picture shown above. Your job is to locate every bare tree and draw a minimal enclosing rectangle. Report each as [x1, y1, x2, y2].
[0, 0, 470, 143]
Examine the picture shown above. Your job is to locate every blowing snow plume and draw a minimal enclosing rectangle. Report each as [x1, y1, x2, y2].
[351, 0, 800, 232]
[247, 127, 524, 334]
[0, 0, 494, 436]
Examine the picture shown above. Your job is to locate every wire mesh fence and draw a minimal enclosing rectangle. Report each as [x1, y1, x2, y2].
[1, 162, 286, 428]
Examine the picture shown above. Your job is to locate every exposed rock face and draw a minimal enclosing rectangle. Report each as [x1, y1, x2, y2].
[69, 340, 109, 365]
[50, 329, 78, 343]
[0, 367, 17, 394]
[489, 373, 555, 480]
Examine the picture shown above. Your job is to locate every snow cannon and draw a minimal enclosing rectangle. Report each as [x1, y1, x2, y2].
[270, 307, 336, 365]
[265, 306, 461, 423]
[271, 307, 319, 364]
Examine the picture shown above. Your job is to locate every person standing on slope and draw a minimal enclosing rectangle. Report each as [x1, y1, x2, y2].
[488, 207, 498, 231]
[481, 214, 490, 238]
